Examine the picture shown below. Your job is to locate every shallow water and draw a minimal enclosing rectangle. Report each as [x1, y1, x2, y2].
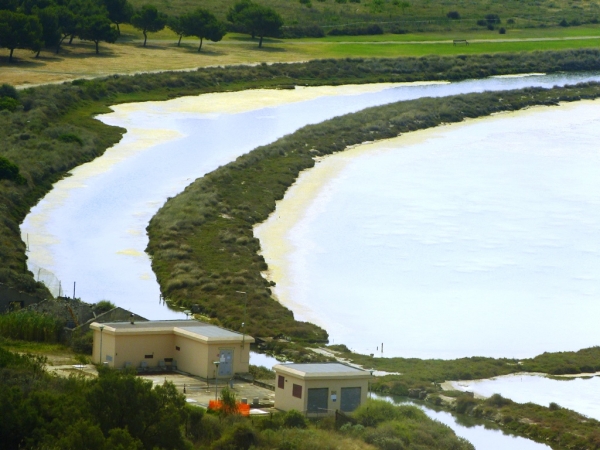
[256, 100, 600, 360]
[451, 374, 600, 421]
[249, 352, 283, 368]
[373, 394, 551, 450]
[21, 72, 600, 321]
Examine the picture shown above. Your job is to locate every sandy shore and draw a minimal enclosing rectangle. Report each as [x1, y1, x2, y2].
[109, 81, 447, 116]
[253, 99, 600, 327]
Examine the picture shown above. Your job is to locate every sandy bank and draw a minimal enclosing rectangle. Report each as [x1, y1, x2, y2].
[108, 81, 447, 117]
[253, 99, 600, 329]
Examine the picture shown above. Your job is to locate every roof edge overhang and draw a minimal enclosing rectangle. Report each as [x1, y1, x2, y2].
[174, 327, 255, 345]
[89, 322, 255, 344]
[274, 364, 372, 380]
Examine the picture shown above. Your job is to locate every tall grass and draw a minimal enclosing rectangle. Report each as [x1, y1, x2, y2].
[0, 310, 64, 343]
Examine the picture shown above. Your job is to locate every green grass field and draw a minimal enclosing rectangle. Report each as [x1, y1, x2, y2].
[127, 0, 600, 34]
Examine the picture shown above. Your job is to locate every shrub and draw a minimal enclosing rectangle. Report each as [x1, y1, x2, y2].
[94, 300, 116, 314]
[485, 13, 501, 24]
[0, 96, 19, 112]
[447, 11, 460, 19]
[187, 405, 205, 440]
[212, 422, 258, 450]
[456, 395, 478, 414]
[283, 409, 308, 429]
[58, 133, 84, 146]
[249, 364, 275, 379]
[282, 25, 325, 38]
[0, 83, 18, 99]
[499, 27, 506, 34]
[485, 393, 512, 408]
[328, 24, 383, 36]
[0, 156, 26, 184]
[71, 331, 94, 354]
[559, 18, 569, 27]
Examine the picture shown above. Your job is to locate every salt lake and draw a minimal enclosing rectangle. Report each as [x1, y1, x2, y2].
[450, 373, 600, 421]
[256, 100, 600, 360]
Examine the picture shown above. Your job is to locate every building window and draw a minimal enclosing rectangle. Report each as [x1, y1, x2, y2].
[278, 375, 285, 389]
[175, 346, 180, 351]
[144, 354, 153, 359]
[292, 384, 302, 399]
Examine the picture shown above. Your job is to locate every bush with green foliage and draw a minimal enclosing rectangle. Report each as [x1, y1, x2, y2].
[352, 400, 474, 449]
[0, 155, 26, 184]
[0, 96, 20, 112]
[283, 409, 308, 429]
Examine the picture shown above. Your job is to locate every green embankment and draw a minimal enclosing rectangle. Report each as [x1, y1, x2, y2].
[127, 0, 600, 35]
[323, 345, 600, 393]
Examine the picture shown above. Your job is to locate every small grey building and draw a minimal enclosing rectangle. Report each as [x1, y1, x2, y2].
[273, 363, 371, 415]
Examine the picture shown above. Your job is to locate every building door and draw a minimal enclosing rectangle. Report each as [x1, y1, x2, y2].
[218, 349, 233, 377]
[340, 387, 361, 412]
[307, 388, 328, 413]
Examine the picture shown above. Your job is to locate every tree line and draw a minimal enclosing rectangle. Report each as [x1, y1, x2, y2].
[0, 0, 284, 61]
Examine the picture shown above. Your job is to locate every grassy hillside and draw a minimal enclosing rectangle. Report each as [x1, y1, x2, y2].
[128, 0, 600, 32]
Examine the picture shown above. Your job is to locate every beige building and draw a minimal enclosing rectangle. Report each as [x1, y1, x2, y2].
[273, 363, 371, 415]
[90, 320, 254, 379]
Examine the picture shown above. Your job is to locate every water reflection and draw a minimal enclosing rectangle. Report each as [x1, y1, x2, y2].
[374, 394, 551, 450]
[249, 352, 283, 368]
[451, 373, 600, 421]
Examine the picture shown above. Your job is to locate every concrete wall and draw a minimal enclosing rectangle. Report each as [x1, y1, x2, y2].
[177, 339, 251, 379]
[274, 372, 369, 415]
[93, 330, 174, 369]
[274, 372, 306, 412]
[174, 334, 208, 376]
[0, 282, 46, 313]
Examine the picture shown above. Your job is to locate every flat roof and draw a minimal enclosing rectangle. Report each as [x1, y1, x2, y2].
[90, 320, 254, 344]
[274, 363, 371, 379]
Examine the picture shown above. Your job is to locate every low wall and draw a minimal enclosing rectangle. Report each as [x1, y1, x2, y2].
[0, 282, 47, 313]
